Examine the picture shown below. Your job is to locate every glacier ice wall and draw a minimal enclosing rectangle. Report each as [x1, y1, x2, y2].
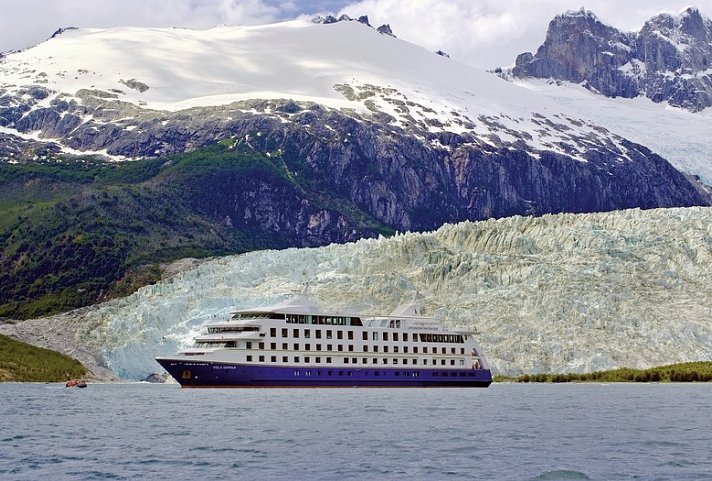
[5, 207, 712, 379]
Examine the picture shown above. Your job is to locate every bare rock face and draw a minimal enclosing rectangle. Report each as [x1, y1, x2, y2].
[1, 94, 710, 234]
[512, 7, 712, 112]
[377, 24, 396, 37]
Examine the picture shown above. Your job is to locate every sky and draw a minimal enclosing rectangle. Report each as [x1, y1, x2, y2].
[2, 0, 712, 68]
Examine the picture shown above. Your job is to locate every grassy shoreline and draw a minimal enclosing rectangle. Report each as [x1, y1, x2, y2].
[0, 334, 87, 382]
[494, 361, 712, 383]
[2, 333, 710, 384]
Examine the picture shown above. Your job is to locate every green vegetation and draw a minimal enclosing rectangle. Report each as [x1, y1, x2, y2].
[494, 361, 712, 383]
[0, 334, 87, 382]
[0, 142, 392, 319]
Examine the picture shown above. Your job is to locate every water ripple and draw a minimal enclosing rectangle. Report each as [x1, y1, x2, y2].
[530, 470, 591, 481]
[0, 383, 710, 481]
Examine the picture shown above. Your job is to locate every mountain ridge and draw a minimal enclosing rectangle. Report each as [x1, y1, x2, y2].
[511, 6, 712, 112]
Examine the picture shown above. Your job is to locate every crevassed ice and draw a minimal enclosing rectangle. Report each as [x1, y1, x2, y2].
[82, 207, 712, 379]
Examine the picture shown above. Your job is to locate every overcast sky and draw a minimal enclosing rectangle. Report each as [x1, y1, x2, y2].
[2, 0, 712, 68]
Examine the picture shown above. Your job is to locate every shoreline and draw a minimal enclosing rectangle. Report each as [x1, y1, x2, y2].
[495, 361, 712, 384]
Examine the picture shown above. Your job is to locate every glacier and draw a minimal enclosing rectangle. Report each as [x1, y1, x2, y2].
[513, 78, 712, 186]
[2, 206, 711, 380]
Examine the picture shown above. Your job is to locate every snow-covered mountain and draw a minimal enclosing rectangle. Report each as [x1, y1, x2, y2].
[512, 7, 712, 112]
[0, 17, 656, 160]
[506, 6, 712, 184]
[2, 206, 710, 380]
[1, 18, 709, 221]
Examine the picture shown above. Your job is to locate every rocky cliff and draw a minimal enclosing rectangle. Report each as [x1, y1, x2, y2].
[512, 7, 712, 112]
[2, 94, 710, 232]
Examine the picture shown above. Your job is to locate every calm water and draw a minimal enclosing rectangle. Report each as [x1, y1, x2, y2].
[1, 383, 710, 480]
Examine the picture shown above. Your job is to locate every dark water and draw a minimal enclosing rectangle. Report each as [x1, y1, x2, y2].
[1, 383, 710, 480]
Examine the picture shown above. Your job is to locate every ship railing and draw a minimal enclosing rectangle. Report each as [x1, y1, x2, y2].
[362, 316, 445, 329]
[194, 332, 262, 342]
[452, 324, 480, 334]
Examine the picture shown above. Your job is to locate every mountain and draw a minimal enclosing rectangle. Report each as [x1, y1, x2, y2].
[1, 19, 710, 318]
[2, 207, 710, 379]
[1, 19, 707, 196]
[512, 7, 712, 112]
[0, 145, 393, 319]
[504, 7, 712, 186]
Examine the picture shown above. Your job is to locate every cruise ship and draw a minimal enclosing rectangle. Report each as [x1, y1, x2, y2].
[156, 294, 493, 387]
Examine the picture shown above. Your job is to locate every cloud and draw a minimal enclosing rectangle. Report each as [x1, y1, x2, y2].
[209, 0, 282, 25]
[3, 0, 712, 68]
[0, 0, 284, 52]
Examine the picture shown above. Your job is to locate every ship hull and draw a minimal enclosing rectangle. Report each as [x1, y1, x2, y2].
[156, 358, 492, 388]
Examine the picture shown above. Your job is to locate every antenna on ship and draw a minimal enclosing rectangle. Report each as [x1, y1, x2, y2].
[389, 287, 425, 317]
[411, 288, 422, 316]
[300, 270, 310, 295]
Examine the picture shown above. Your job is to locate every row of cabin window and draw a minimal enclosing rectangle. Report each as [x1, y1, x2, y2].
[247, 341, 466, 355]
[245, 355, 466, 366]
[208, 326, 260, 334]
[270, 327, 464, 344]
[231, 312, 278, 320]
[292, 370, 478, 378]
[284, 313, 363, 326]
[294, 370, 423, 377]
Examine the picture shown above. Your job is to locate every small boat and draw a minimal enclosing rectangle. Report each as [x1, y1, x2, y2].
[65, 379, 88, 388]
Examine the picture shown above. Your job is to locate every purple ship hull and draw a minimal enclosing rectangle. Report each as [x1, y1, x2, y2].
[156, 358, 493, 388]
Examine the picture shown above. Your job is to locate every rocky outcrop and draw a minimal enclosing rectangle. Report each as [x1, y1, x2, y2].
[119, 79, 149, 93]
[312, 13, 395, 37]
[377, 24, 396, 37]
[0, 131, 63, 161]
[311, 15, 339, 24]
[143, 372, 169, 383]
[49, 27, 79, 39]
[512, 7, 712, 111]
[1, 93, 710, 232]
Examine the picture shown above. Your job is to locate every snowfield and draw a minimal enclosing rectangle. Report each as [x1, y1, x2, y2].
[512, 78, 712, 185]
[2, 21, 548, 113]
[2, 19, 705, 171]
[3, 207, 711, 379]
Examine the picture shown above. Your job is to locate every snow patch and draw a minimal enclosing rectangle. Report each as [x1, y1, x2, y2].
[512, 78, 712, 185]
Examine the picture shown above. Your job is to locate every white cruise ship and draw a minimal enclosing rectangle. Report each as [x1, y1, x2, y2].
[156, 294, 492, 387]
